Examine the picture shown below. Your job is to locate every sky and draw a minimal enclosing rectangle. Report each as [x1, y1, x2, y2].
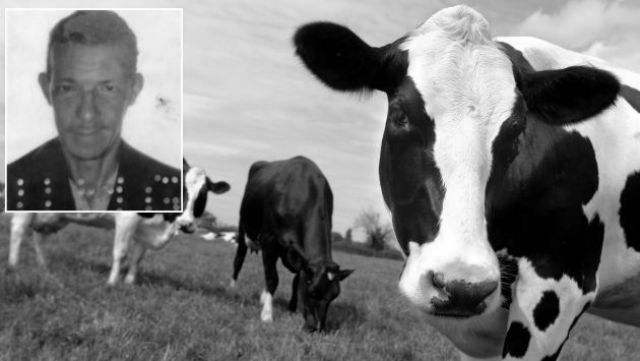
[1, 0, 639, 234]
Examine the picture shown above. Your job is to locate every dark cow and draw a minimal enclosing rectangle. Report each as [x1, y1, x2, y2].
[7, 160, 230, 285]
[295, 5, 640, 360]
[231, 156, 353, 332]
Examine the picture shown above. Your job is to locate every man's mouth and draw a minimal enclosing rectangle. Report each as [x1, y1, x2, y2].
[75, 128, 101, 136]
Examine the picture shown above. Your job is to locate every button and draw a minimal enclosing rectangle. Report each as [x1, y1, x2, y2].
[162, 177, 169, 184]
[17, 201, 23, 209]
[44, 178, 51, 185]
[173, 204, 180, 210]
[45, 200, 52, 208]
[163, 197, 170, 204]
[117, 177, 124, 184]
[145, 197, 151, 203]
[145, 205, 152, 210]
[145, 186, 152, 194]
[17, 189, 24, 197]
[172, 197, 180, 204]
[17, 179, 24, 186]
[171, 176, 178, 184]
[116, 186, 123, 193]
[154, 174, 161, 182]
[45, 188, 52, 194]
[117, 197, 123, 204]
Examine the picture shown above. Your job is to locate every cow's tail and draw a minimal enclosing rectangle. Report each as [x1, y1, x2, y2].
[230, 224, 248, 288]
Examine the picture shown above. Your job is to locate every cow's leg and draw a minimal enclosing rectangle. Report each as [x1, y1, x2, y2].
[288, 273, 300, 312]
[108, 214, 141, 285]
[501, 257, 595, 361]
[230, 225, 248, 288]
[260, 250, 279, 322]
[124, 241, 147, 285]
[31, 232, 48, 269]
[8, 213, 34, 269]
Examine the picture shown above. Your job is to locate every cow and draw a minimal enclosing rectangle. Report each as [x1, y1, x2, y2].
[6, 160, 230, 285]
[231, 156, 353, 332]
[294, 5, 640, 360]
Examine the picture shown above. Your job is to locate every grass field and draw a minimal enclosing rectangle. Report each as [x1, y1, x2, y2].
[1, 219, 639, 361]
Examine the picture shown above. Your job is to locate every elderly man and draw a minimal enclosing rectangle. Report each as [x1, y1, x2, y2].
[6, 10, 181, 211]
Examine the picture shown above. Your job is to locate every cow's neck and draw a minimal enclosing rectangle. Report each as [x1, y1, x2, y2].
[301, 219, 332, 264]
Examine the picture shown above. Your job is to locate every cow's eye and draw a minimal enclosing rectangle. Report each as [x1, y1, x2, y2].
[390, 110, 409, 127]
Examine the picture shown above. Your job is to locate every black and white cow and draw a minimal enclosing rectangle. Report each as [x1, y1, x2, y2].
[231, 156, 353, 332]
[7, 160, 230, 285]
[295, 5, 640, 360]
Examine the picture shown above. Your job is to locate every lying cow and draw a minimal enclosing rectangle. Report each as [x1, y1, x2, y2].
[231, 156, 353, 332]
[7, 161, 230, 285]
[295, 5, 640, 360]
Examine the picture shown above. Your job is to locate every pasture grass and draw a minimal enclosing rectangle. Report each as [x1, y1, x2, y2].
[1, 221, 639, 360]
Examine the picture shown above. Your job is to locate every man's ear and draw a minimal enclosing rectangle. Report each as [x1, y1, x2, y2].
[521, 66, 620, 125]
[206, 178, 230, 194]
[127, 73, 144, 106]
[38, 72, 52, 105]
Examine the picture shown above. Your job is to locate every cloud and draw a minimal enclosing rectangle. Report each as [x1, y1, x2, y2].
[517, 0, 640, 49]
[515, 0, 640, 72]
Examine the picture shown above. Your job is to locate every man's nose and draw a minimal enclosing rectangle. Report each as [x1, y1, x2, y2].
[77, 90, 98, 122]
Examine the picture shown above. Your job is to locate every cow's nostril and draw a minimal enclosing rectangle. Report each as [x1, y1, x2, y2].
[429, 277, 498, 317]
[445, 279, 498, 305]
[471, 280, 499, 302]
[432, 271, 446, 290]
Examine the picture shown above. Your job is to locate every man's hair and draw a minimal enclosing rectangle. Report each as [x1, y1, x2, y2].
[46, 10, 138, 78]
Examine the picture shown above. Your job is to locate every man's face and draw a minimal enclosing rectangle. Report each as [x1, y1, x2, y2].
[39, 43, 143, 160]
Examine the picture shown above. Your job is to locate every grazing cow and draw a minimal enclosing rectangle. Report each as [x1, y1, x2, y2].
[231, 156, 353, 332]
[7, 160, 230, 285]
[294, 5, 640, 360]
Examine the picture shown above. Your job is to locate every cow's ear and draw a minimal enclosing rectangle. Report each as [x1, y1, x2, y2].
[183, 158, 191, 172]
[294, 22, 406, 92]
[521, 66, 619, 125]
[329, 269, 354, 282]
[207, 178, 230, 194]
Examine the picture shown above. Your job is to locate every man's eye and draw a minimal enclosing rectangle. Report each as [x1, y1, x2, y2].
[54, 84, 75, 94]
[99, 84, 116, 93]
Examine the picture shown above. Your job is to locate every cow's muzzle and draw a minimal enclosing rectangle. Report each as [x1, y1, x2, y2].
[429, 272, 498, 318]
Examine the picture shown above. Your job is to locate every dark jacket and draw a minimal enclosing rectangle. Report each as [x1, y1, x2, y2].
[6, 138, 181, 211]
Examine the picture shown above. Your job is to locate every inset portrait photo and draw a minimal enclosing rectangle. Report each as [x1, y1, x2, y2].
[5, 8, 183, 211]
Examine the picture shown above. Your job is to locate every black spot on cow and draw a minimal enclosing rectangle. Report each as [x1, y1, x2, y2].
[541, 301, 592, 361]
[502, 321, 531, 359]
[621, 85, 640, 114]
[620, 172, 640, 252]
[533, 290, 560, 331]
